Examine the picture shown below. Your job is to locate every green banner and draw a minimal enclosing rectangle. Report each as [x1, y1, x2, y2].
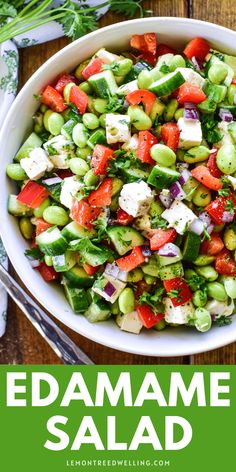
[0, 365, 234, 471]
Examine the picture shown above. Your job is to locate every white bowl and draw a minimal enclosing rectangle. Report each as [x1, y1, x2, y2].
[1, 17, 236, 357]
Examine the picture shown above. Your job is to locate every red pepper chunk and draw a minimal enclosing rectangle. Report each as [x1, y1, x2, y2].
[70, 200, 101, 230]
[178, 83, 206, 104]
[215, 249, 236, 276]
[35, 218, 52, 236]
[116, 246, 145, 272]
[17, 181, 49, 209]
[83, 263, 101, 276]
[183, 37, 210, 62]
[82, 58, 104, 80]
[69, 85, 88, 114]
[137, 304, 164, 329]
[160, 123, 180, 152]
[41, 85, 67, 113]
[163, 278, 192, 307]
[137, 130, 157, 164]
[54, 73, 75, 94]
[206, 193, 236, 224]
[191, 165, 222, 191]
[36, 263, 58, 282]
[149, 228, 177, 251]
[207, 151, 223, 178]
[156, 43, 176, 57]
[130, 33, 157, 55]
[91, 144, 114, 175]
[200, 232, 224, 256]
[114, 208, 134, 226]
[88, 178, 112, 208]
[126, 90, 156, 115]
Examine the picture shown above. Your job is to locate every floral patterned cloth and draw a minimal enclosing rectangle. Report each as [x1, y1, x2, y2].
[0, 0, 109, 336]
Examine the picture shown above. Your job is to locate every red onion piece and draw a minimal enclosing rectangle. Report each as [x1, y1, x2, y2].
[191, 56, 203, 71]
[105, 263, 127, 282]
[158, 243, 180, 257]
[184, 102, 196, 109]
[222, 211, 234, 223]
[42, 176, 62, 185]
[199, 212, 212, 226]
[104, 282, 116, 297]
[170, 181, 186, 200]
[189, 218, 205, 235]
[219, 108, 233, 122]
[159, 190, 173, 208]
[179, 169, 191, 185]
[142, 245, 153, 257]
[184, 108, 199, 120]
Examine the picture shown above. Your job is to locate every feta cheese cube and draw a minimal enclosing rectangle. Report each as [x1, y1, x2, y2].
[176, 67, 205, 88]
[164, 297, 194, 325]
[60, 176, 83, 209]
[178, 117, 202, 149]
[92, 274, 126, 304]
[117, 80, 139, 96]
[43, 135, 75, 168]
[217, 121, 233, 146]
[119, 181, 153, 217]
[105, 114, 131, 144]
[116, 311, 143, 334]
[162, 200, 197, 235]
[205, 299, 235, 318]
[95, 48, 121, 64]
[156, 53, 174, 68]
[20, 147, 53, 180]
[122, 133, 139, 151]
[227, 175, 236, 190]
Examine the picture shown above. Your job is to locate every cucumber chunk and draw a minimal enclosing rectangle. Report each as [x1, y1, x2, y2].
[84, 300, 111, 323]
[63, 281, 89, 313]
[64, 265, 94, 288]
[14, 132, 42, 162]
[62, 221, 96, 241]
[8, 195, 32, 217]
[183, 231, 201, 262]
[159, 261, 184, 281]
[52, 250, 76, 272]
[36, 227, 68, 256]
[121, 166, 150, 182]
[147, 165, 180, 189]
[88, 70, 118, 98]
[107, 226, 144, 255]
[148, 71, 185, 96]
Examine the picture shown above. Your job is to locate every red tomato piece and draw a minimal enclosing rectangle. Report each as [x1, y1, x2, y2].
[149, 228, 177, 251]
[160, 123, 180, 152]
[35, 219, 52, 237]
[200, 232, 224, 256]
[215, 249, 236, 276]
[82, 58, 104, 80]
[156, 43, 176, 57]
[231, 79, 236, 85]
[114, 209, 134, 226]
[83, 263, 101, 276]
[88, 178, 112, 207]
[206, 193, 236, 225]
[207, 151, 223, 178]
[130, 33, 157, 55]
[70, 200, 101, 230]
[69, 85, 88, 114]
[17, 181, 49, 209]
[126, 89, 156, 115]
[191, 165, 222, 191]
[137, 130, 157, 164]
[138, 52, 157, 66]
[183, 37, 210, 61]
[135, 280, 151, 300]
[36, 262, 58, 282]
[56, 169, 74, 179]
[91, 144, 114, 175]
[163, 278, 192, 307]
[54, 73, 75, 94]
[137, 304, 164, 329]
[41, 85, 67, 113]
[178, 82, 206, 104]
[116, 246, 145, 272]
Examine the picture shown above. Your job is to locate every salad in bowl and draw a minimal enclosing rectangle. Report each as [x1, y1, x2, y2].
[6, 31, 236, 336]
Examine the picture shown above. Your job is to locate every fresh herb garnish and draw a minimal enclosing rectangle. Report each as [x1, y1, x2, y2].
[104, 96, 125, 113]
[216, 316, 232, 327]
[218, 188, 230, 197]
[203, 227, 212, 241]
[139, 287, 165, 313]
[186, 274, 206, 291]
[151, 215, 168, 229]
[224, 198, 234, 215]
[168, 288, 181, 301]
[200, 113, 223, 144]
[25, 247, 44, 261]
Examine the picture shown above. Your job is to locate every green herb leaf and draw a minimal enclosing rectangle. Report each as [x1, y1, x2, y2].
[110, 0, 145, 18]
[216, 316, 232, 327]
[25, 247, 44, 261]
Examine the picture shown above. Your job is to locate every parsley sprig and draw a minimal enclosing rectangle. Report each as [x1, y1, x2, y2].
[139, 287, 165, 313]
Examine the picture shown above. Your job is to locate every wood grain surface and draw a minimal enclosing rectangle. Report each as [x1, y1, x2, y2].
[0, 0, 236, 365]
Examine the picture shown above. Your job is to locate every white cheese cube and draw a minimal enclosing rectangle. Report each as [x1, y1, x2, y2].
[20, 148, 53, 180]
[178, 117, 202, 149]
[217, 121, 233, 146]
[43, 135, 75, 169]
[227, 175, 236, 190]
[116, 311, 143, 334]
[92, 274, 126, 304]
[105, 114, 131, 144]
[95, 48, 121, 64]
[119, 181, 153, 217]
[117, 80, 139, 96]
[122, 133, 139, 151]
[60, 176, 83, 209]
[162, 200, 197, 235]
[205, 299, 235, 318]
[164, 297, 195, 325]
[176, 67, 205, 88]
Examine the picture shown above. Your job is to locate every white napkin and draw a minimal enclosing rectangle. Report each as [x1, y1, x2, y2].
[0, 0, 109, 337]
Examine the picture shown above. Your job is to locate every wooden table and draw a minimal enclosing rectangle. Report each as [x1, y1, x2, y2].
[1, 0, 236, 365]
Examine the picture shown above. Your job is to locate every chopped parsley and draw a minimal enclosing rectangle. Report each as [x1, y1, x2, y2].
[139, 287, 165, 313]
[224, 198, 234, 215]
[25, 248, 44, 261]
[151, 215, 168, 229]
[168, 288, 181, 301]
[216, 316, 232, 327]
[104, 96, 125, 113]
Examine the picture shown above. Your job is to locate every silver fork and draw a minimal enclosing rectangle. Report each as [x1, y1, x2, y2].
[0, 264, 94, 365]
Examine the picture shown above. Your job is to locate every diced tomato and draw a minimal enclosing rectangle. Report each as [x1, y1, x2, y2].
[56, 169, 74, 179]
[160, 123, 180, 152]
[116, 246, 145, 272]
[206, 193, 236, 225]
[137, 304, 164, 329]
[163, 278, 192, 307]
[136, 130, 157, 164]
[178, 82, 206, 104]
[70, 200, 101, 230]
[17, 181, 49, 209]
[149, 228, 177, 251]
[207, 151, 223, 179]
[54, 73, 74, 94]
[135, 280, 151, 300]
[130, 33, 157, 55]
[83, 263, 101, 276]
[114, 209, 134, 226]
[41, 85, 67, 113]
[91, 144, 114, 175]
[215, 249, 236, 276]
[69, 85, 88, 114]
[191, 165, 222, 191]
[36, 262, 58, 282]
[171, 88, 179, 98]
[82, 58, 104, 80]
[156, 43, 176, 57]
[200, 232, 224, 256]
[138, 52, 157, 66]
[183, 37, 210, 62]
[35, 219, 52, 237]
[88, 178, 112, 208]
[126, 89, 156, 115]
[231, 79, 236, 85]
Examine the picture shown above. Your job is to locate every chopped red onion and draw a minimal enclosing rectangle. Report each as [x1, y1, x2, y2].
[179, 169, 191, 185]
[158, 243, 180, 257]
[159, 190, 173, 208]
[211, 314, 217, 322]
[170, 181, 186, 200]
[184, 107, 199, 121]
[104, 282, 116, 297]
[42, 176, 62, 185]
[207, 224, 214, 234]
[189, 218, 205, 235]
[199, 212, 212, 226]
[184, 102, 196, 109]
[191, 56, 203, 71]
[219, 108, 233, 122]
[222, 211, 234, 223]
[105, 263, 127, 282]
[142, 245, 152, 257]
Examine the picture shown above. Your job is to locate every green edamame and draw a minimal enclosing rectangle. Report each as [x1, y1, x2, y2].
[144, 274, 156, 284]
[149, 99, 165, 122]
[224, 227, 236, 250]
[216, 143, 236, 174]
[149, 200, 164, 217]
[192, 184, 211, 207]
[43, 109, 53, 131]
[118, 287, 135, 314]
[196, 265, 218, 281]
[72, 123, 89, 148]
[76, 146, 91, 159]
[83, 169, 99, 186]
[192, 289, 207, 307]
[194, 307, 212, 332]
[208, 62, 228, 84]
[6, 163, 27, 181]
[127, 105, 152, 131]
[47, 112, 65, 136]
[69, 157, 89, 176]
[127, 268, 143, 283]
[40, 104, 48, 113]
[174, 108, 184, 121]
[194, 255, 215, 266]
[33, 198, 50, 218]
[227, 84, 236, 104]
[82, 113, 99, 130]
[99, 114, 106, 128]
[112, 58, 133, 76]
[222, 276, 236, 299]
[19, 217, 34, 240]
[87, 96, 98, 115]
[63, 82, 76, 102]
[79, 81, 92, 94]
[150, 143, 176, 167]
[153, 318, 166, 331]
[138, 70, 153, 89]
[43, 206, 69, 226]
[44, 255, 53, 267]
[169, 54, 186, 71]
[184, 145, 210, 164]
[93, 98, 108, 114]
[207, 282, 227, 301]
[75, 61, 89, 81]
[163, 99, 178, 122]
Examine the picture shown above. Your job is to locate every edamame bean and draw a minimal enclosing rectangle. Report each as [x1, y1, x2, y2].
[69, 157, 89, 176]
[224, 227, 236, 250]
[228, 122, 236, 143]
[184, 145, 210, 164]
[192, 289, 207, 307]
[149, 99, 165, 122]
[19, 217, 34, 240]
[216, 143, 236, 174]
[194, 307, 212, 332]
[79, 81, 92, 94]
[63, 82, 76, 102]
[76, 146, 91, 159]
[112, 178, 123, 196]
[153, 318, 166, 330]
[127, 105, 152, 131]
[127, 268, 143, 283]
[163, 99, 178, 122]
[113, 58, 133, 76]
[83, 169, 99, 186]
[185, 268, 201, 291]
[194, 255, 215, 266]
[33, 198, 50, 218]
[43, 206, 69, 226]
[150, 68, 164, 81]
[82, 113, 99, 130]
[75, 60, 89, 81]
[110, 195, 119, 212]
[111, 300, 120, 315]
[207, 282, 227, 301]
[222, 276, 236, 298]
[174, 108, 184, 120]
[40, 104, 48, 113]
[72, 123, 89, 148]
[99, 114, 106, 128]
[47, 112, 65, 135]
[192, 184, 211, 207]
[227, 84, 236, 104]
[34, 123, 42, 134]
[6, 163, 27, 181]
[150, 143, 176, 167]
[176, 149, 186, 162]
[196, 265, 218, 281]
[208, 62, 228, 84]
[138, 70, 153, 89]
[93, 98, 108, 114]
[43, 109, 53, 131]
[44, 255, 53, 267]
[144, 274, 156, 284]
[118, 287, 135, 314]
[87, 96, 98, 115]
[169, 54, 186, 71]
[149, 200, 164, 217]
